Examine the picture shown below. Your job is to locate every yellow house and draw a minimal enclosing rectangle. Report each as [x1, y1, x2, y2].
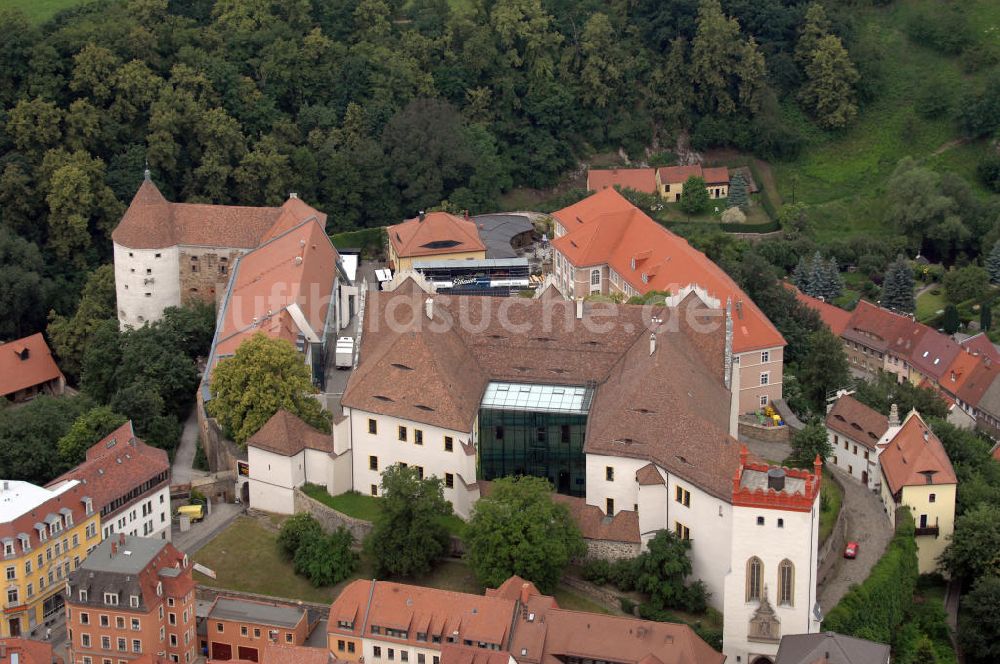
[877, 411, 957, 574]
[387, 211, 487, 272]
[656, 165, 730, 202]
[0, 480, 100, 638]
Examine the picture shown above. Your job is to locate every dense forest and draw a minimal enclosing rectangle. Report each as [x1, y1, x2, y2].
[0, 0, 882, 338]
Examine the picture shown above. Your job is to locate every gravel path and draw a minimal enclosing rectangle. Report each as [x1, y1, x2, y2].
[818, 466, 893, 611]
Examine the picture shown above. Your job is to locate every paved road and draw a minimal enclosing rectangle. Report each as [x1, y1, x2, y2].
[818, 466, 892, 611]
[172, 407, 208, 485]
[172, 502, 244, 555]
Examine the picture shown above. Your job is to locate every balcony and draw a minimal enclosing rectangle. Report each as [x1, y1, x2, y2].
[914, 525, 940, 537]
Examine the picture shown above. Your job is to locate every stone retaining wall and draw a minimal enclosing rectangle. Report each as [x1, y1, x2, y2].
[196, 392, 245, 474]
[560, 575, 631, 614]
[584, 539, 641, 562]
[738, 420, 790, 442]
[817, 471, 848, 587]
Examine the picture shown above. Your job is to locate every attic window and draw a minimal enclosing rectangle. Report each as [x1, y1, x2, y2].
[420, 240, 461, 250]
[834, 414, 845, 421]
[613, 438, 635, 445]
[534, 337, 554, 342]
[868, 432, 878, 440]
[582, 340, 600, 346]
[415, 405, 435, 412]
[373, 395, 395, 402]
[391, 363, 413, 371]
[514, 366, 530, 372]
[631, 407, 654, 414]
[550, 368, 568, 374]
[851, 423, 862, 430]
[488, 334, 507, 340]
[675, 455, 692, 466]
[923, 351, 929, 358]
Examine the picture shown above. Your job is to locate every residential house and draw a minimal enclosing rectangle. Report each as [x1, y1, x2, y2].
[549, 188, 785, 412]
[65, 535, 196, 664]
[877, 411, 957, 574]
[387, 212, 487, 272]
[785, 284, 850, 337]
[774, 632, 890, 664]
[0, 480, 100, 639]
[657, 165, 730, 201]
[327, 576, 724, 664]
[112, 173, 332, 330]
[47, 421, 171, 541]
[204, 596, 310, 661]
[824, 394, 889, 489]
[0, 333, 65, 403]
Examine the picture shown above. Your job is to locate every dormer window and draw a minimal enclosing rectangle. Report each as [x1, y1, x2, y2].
[130, 595, 140, 608]
[104, 592, 119, 606]
[79, 589, 87, 601]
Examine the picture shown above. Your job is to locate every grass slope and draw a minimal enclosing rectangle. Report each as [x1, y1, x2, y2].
[5, 0, 89, 23]
[301, 485, 468, 538]
[772, 0, 1000, 243]
[194, 516, 610, 612]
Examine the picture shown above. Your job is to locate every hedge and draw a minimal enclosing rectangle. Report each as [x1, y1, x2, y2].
[823, 509, 918, 643]
[663, 219, 781, 234]
[329, 227, 386, 259]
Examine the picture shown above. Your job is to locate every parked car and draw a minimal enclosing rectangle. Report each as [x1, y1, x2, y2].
[844, 541, 859, 559]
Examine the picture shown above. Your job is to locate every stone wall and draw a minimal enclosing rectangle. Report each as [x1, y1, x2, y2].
[560, 574, 632, 613]
[738, 419, 790, 443]
[196, 393, 245, 474]
[817, 472, 848, 587]
[583, 538, 641, 562]
[192, 472, 238, 504]
[292, 488, 374, 543]
[178, 246, 244, 308]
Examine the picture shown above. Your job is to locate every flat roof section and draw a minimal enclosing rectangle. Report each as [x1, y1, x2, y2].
[412, 258, 529, 270]
[473, 214, 534, 259]
[81, 536, 167, 575]
[209, 597, 306, 629]
[480, 382, 593, 414]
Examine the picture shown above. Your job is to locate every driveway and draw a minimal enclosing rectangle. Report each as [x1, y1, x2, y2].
[172, 502, 244, 555]
[818, 466, 893, 612]
[172, 407, 208, 486]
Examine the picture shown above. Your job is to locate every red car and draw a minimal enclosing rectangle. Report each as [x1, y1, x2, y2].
[844, 541, 859, 559]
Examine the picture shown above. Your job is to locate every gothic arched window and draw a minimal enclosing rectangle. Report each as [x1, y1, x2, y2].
[746, 557, 763, 602]
[778, 559, 794, 606]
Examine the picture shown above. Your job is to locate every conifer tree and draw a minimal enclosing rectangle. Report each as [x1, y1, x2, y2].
[727, 171, 749, 210]
[881, 256, 916, 313]
[986, 240, 1000, 284]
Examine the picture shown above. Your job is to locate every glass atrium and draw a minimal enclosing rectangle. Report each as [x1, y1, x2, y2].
[478, 382, 593, 497]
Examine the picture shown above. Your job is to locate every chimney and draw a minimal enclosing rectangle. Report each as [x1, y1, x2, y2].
[889, 403, 899, 427]
[295, 256, 303, 266]
[767, 468, 786, 492]
[576, 299, 583, 320]
[289, 192, 298, 199]
[419, 210, 426, 222]
[425, 297, 434, 320]
[649, 332, 657, 356]
[520, 583, 530, 605]
[735, 299, 744, 319]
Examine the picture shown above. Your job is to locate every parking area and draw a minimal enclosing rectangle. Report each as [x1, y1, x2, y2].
[172, 501, 245, 556]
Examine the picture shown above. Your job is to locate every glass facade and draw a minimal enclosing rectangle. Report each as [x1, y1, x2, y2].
[477, 382, 591, 497]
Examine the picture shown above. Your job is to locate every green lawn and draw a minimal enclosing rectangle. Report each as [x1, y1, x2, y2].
[916, 288, 947, 323]
[819, 470, 844, 545]
[302, 485, 468, 538]
[5, 0, 89, 23]
[194, 516, 611, 612]
[771, 0, 1000, 243]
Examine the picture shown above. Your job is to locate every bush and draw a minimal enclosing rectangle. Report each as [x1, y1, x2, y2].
[823, 510, 918, 643]
[293, 527, 359, 587]
[581, 559, 612, 585]
[977, 154, 1000, 193]
[278, 513, 324, 560]
[693, 625, 723, 651]
[619, 596, 636, 615]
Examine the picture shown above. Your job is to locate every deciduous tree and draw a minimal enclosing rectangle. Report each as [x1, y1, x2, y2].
[466, 476, 585, 593]
[797, 328, 850, 413]
[365, 465, 453, 578]
[47, 264, 116, 379]
[679, 176, 710, 214]
[279, 513, 324, 559]
[207, 334, 330, 445]
[943, 265, 989, 304]
[57, 405, 127, 466]
[789, 421, 833, 468]
[960, 575, 1000, 664]
[940, 503, 1000, 582]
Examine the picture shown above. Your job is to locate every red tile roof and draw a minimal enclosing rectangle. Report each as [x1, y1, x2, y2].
[825, 395, 888, 450]
[212, 218, 339, 361]
[636, 463, 666, 485]
[587, 169, 658, 194]
[246, 410, 333, 456]
[939, 349, 982, 398]
[657, 165, 705, 184]
[879, 412, 956, 495]
[550, 188, 784, 353]
[46, 421, 169, 516]
[701, 166, 730, 185]
[331, 578, 723, 664]
[0, 333, 64, 398]
[262, 644, 332, 664]
[958, 332, 1000, 363]
[112, 179, 326, 250]
[784, 283, 851, 336]
[388, 212, 486, 259]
